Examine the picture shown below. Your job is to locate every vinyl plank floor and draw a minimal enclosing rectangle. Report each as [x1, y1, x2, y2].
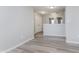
[8, 32, 79, 53]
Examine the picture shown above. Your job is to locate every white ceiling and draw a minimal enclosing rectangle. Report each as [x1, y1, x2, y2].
[32, 6, 65, 15]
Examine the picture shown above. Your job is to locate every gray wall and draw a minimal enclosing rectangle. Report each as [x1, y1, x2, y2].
[0, 7, 34, 52]
[65, 6, 79, 44]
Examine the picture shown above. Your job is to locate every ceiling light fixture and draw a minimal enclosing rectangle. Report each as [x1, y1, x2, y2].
[49, 6, 55, 9]
[39, 11, 46, 14]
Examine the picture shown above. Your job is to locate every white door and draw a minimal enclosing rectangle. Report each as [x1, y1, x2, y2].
[34, 13, 43, 34]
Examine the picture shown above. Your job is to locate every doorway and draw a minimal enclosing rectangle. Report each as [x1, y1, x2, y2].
[34, 12, 43, 38]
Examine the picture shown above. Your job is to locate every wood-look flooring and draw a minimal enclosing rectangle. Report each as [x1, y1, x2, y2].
[8, 33, 79, 53]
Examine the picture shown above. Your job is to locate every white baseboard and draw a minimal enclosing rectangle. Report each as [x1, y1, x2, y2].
[43, 34, 65, 37]
[1, 37, 34, 53]
[66, 40, 79, 44]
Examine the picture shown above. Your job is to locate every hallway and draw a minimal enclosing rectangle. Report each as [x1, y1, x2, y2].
[8, 33, 79, 53]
